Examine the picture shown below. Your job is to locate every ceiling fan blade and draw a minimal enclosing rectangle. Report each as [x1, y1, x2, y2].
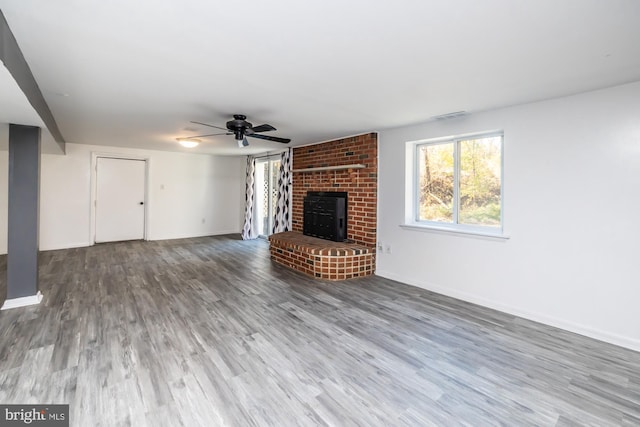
[185, 132, 231, 138]
[190, 121, 229, 131]
[247, 133, 291, 144]
[251, 124, 276, 133]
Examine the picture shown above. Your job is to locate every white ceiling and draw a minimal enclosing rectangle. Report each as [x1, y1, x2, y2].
[1, 0, 639, 156]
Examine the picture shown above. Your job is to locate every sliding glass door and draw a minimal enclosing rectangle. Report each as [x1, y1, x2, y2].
[255, 158, 281, 237]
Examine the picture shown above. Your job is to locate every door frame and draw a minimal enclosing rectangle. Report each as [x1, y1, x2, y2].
[90, 152, 150, 245]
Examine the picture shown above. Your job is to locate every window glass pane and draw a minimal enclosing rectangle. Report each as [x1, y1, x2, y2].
[270, 160, 281, 232]
[459, 136, 502, 226]
[417, 143, 454, 222]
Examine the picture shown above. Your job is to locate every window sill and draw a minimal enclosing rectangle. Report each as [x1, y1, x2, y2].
[400, 223, 510, 240]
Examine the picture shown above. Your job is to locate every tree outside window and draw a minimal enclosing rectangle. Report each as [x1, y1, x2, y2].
[417, 134, 502, 228]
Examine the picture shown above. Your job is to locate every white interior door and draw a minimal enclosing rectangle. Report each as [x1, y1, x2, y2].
[95, 157, 146, 243]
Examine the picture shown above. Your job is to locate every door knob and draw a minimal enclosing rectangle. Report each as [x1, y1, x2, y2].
[139, 202, 144, 205]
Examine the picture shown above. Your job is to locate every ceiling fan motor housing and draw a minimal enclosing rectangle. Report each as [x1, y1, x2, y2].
[227, 114, 252, 140]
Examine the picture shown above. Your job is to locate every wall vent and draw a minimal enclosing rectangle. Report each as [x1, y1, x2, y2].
[433, 111, 468, 120]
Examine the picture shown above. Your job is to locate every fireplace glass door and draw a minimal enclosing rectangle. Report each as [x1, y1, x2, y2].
[255, 158, 281, 237]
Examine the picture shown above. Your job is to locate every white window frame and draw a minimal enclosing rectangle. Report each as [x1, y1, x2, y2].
[404, 131, 507, 239]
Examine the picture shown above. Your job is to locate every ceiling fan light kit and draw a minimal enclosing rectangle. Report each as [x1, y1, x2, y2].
[183, 114, 291, 148]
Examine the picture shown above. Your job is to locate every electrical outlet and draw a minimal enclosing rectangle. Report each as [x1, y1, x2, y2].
[384, 243, 392, 254]
[377, 242, 384, 252]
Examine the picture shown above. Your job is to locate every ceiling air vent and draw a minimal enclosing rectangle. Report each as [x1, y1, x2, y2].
[433, 111, 468, 120]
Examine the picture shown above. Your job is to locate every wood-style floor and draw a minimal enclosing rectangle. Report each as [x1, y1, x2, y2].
[0, 235, 639, 426]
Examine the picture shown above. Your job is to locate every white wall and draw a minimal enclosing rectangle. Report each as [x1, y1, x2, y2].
[377, 81, 640, 351]
[0, 142, 245, 253]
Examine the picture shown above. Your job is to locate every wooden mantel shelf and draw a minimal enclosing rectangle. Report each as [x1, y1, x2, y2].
[292, 164, 365, 173]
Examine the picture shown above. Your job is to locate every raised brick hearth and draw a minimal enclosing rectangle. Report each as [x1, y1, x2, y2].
[269, 231, 374, 280]
[268, 133, 378, 280]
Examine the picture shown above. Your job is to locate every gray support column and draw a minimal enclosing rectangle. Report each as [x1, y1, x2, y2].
[3, 124, 42, 308]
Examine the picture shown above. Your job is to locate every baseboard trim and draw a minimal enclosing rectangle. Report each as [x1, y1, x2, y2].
[1, 291, 43, 310]
[375, 270, 640, 353]
[35, 233, 242, 251]
[40, 241, 91, 251]
[147, 231, 240, 241]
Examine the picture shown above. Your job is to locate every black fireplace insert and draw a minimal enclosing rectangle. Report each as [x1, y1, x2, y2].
[303, 191, 347, 242]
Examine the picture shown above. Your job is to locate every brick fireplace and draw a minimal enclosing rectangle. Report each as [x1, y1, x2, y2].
[269, 132, 378, 280]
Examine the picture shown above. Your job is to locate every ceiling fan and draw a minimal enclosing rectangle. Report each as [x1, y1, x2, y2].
[185, 114, 291, 147]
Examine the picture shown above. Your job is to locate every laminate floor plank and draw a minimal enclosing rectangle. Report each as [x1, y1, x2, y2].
[1, 235, 639, 426]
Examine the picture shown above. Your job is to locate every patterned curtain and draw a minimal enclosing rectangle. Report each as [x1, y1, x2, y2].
[272, 148, 292, 234]
[241, 156, 258, 240]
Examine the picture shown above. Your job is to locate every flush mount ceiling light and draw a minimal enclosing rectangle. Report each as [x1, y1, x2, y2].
[176, 138, 200, 148]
